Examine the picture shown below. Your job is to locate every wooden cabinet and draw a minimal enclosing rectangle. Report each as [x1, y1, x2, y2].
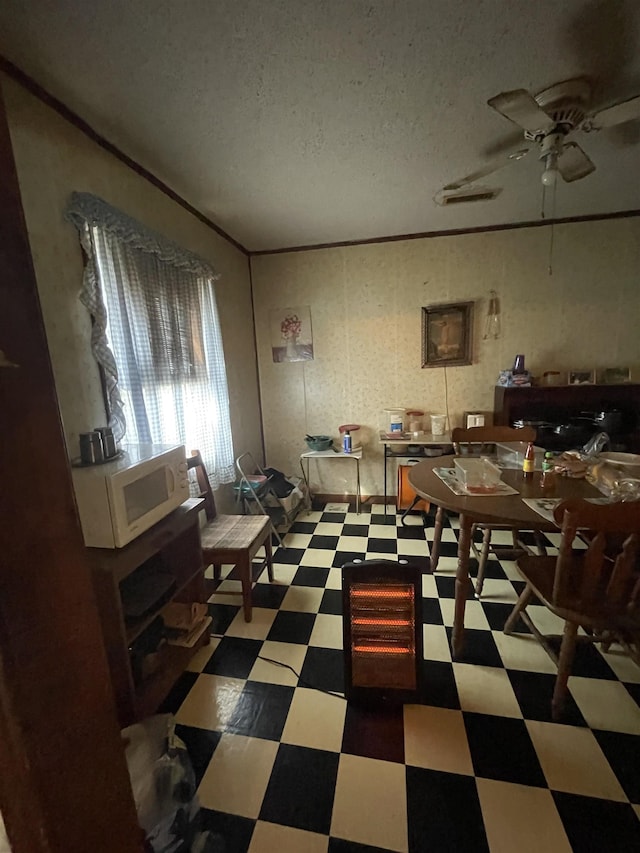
[494, 384, 640, 453]
[88, 498, 208, 728]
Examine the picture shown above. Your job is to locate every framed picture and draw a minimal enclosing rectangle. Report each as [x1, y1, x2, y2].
[270, 306, 314, 363]
[422, 301, 473, 368]
[568, 369, 595, 385]
[597, 367, 630, 385]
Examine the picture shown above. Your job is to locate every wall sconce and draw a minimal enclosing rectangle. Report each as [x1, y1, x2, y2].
[483, 290, 501, 340]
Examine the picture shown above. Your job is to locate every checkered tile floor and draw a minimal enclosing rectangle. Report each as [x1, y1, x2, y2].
[160, 502, 640, 852]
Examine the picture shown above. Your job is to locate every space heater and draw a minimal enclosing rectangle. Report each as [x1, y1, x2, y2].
[342, 560, 422, 704]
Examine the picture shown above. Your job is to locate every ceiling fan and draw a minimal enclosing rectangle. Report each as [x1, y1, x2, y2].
[437, 77, 640, 203]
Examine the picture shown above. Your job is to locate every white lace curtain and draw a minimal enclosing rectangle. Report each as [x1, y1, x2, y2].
[66, 192, 235, 488]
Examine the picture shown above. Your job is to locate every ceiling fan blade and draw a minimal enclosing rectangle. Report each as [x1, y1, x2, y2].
[482, 130, 527, 159]
[443, 148, 530, 191]
[487, 90, 556, 134]
[587, 93, 640, 129]
[557, 142, 595, 182]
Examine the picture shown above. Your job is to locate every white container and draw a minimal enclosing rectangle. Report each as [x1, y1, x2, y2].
[496, 441, 545, 471]
[430, 414, 447, 436]
[406, 410, 424, 435]
[384, 408, 406, 434]
[454, 457, 502, 491]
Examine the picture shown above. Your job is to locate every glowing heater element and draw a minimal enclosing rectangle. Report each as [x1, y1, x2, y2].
[342, 561, 422, 703]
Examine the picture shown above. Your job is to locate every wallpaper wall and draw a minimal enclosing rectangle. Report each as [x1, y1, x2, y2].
[251, 217, 640, 498]
[2, 75, 262, 513]
[5, 68, 639, 507]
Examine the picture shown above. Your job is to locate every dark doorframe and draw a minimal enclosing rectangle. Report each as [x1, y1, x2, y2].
[0, 82, 142, 851]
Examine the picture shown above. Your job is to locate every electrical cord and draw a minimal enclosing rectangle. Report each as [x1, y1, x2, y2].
[257, 655, 345, 699]
[443, 365, 451, 432]
[210, 634, 345, 699]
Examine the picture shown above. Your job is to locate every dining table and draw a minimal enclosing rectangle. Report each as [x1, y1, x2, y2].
[408, 455, 603, 658]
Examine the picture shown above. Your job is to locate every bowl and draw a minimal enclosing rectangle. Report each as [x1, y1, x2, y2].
[305, 435, 333, 451]
[597, 452, 640, 477]
[423, 446, 448, 457]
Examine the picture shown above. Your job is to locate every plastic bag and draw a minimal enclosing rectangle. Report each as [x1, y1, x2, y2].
[0, 812, 10, 853]
[122, 714, 220, 853]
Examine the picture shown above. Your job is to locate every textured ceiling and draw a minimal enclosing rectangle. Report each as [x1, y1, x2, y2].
[1, 0, 640, 251]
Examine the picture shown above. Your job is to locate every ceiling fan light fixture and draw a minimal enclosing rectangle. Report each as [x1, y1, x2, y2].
[541, 152, 559, 187]
[539, 133, 563, 187]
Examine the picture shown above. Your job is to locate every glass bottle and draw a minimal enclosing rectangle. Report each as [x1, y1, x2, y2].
[522, 441, 535, 479]
[541, 451, 555, 490]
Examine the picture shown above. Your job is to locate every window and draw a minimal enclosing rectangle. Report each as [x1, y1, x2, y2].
[67, 193, 235, 489]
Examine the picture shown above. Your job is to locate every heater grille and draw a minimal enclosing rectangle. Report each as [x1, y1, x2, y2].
[342, 561, 422, 703]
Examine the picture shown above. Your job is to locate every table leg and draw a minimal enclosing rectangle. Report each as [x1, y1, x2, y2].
[383, 445, 388, 516]
[355, 457, 361, 514]
[299, 458, 312, 511]
[431, 505, 444, 570]
[451, 513, 473, 659]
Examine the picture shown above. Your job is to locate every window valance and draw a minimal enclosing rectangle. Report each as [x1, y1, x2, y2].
[65, 192, 219, 279]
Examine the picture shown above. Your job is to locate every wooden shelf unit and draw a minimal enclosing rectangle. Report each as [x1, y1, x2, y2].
[88, 498, 207, 728]
[493, 384, 640, 453]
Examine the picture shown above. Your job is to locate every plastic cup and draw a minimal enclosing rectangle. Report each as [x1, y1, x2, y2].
[430, 414, 447, 436]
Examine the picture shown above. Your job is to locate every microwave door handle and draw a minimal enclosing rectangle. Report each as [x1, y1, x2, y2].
[166, 465, 175, 495]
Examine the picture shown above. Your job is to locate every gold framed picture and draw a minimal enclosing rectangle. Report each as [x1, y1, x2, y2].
[422, 302, 474, 368]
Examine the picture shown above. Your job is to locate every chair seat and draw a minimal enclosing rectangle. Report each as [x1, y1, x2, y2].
[200, 513, 270, 552]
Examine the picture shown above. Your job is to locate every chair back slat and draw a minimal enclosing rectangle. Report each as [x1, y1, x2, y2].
[451, 425, 536, 456]
[580, 532, 607, 606]
[606, 534, 639, 607]
[186, 450, 217, 521]
[552, 505, 581, 602]
[629, 576, 640, 609]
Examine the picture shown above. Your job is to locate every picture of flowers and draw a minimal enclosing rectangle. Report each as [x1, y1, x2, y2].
[271, 306, 314, 363]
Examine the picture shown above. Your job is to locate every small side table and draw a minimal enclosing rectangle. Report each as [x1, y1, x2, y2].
[300, 448, 363, 513]
[379, 431, 453, 515]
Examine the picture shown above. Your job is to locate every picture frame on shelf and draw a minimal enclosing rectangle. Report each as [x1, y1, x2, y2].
[568, 369, 595, 386]
[597, 367, 631, 385]
[422, 301, 473, 368]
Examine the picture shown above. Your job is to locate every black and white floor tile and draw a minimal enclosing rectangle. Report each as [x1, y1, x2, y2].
[161, 502, 640, 852]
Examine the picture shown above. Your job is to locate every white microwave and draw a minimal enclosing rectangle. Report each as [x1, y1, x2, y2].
[72, 444, 190, 548]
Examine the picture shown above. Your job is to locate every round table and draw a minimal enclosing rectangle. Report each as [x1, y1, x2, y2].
[408, 455, 602, 657]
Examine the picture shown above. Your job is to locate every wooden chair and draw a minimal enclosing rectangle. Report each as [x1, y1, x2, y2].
[505, 498, 640, 720]
[187, 450, 274, 622]
[431, 426, 546, 597]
